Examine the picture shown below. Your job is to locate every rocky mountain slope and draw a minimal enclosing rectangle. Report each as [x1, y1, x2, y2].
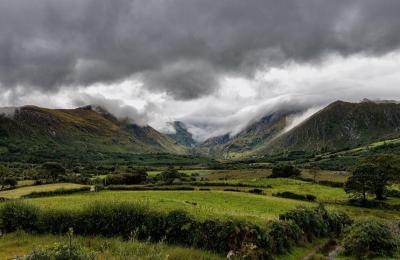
[255, 100, 400, 154]
[198, 110, 300, 156]
[166, 121, 197, 148]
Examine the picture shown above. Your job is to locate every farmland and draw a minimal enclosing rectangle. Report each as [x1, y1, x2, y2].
[1, 167, 399, 259]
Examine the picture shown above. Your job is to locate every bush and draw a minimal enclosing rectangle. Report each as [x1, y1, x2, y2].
[0, 201, 39, 232]
[223, 188, 241, 192]
[105, 172, 147, 185]
[273, 191, 316, 202]
[154, 167, 188, 182]
[1, 177, 17, 188]
[248, 188, 263, 195]
[106, 185, 195, 191]
[27, 229, 96, 260]
[386, 189, 400, 198]
[22, 187, 91, 198]
[270, 165, 301, 178]
[267, 220, 303, 254]
[343, 219, 398, 258]
[279, 205, 352, 241]
[0, 201, 351, 258]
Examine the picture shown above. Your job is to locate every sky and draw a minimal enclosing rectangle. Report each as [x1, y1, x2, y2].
[1, 0, 400, 141]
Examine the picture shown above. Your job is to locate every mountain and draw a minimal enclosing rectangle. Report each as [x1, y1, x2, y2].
[0, 105, 186, 160]
[255, 100, 400, 154]
[166, 121, 197, 147]
[198, 110, 300, 157]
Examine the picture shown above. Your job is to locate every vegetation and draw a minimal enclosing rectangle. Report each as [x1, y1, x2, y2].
[270, 165, 301, 178]
[342, 219, 398, 258]
[0, 231, 222, 260]
[41, 162, 66, 183]
[345, 155, 400, 201]
[0, 201, 351, 258]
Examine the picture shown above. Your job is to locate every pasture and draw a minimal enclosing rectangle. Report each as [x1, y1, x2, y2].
[0, 183, 87, 199]
[1, 167, 399, 259]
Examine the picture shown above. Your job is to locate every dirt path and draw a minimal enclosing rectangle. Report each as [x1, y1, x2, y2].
[302, 240, 340, 260]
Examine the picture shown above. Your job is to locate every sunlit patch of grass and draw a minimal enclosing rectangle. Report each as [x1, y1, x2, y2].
[0, 183, 87, 199]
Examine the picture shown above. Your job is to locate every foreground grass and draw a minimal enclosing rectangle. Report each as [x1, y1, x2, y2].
[0, 183, 87, 199]
[1, 233, 340, 260]
[0, 231, 223, 260]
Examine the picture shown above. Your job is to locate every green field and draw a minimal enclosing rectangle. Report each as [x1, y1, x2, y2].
[26, 190, 310, 224]
[0, 183, 87, 199]
[22, 188, 400, 224]
[1, 168, 399, 259]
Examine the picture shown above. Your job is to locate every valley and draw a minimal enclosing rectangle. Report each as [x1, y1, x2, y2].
[1, 100, 400, 259]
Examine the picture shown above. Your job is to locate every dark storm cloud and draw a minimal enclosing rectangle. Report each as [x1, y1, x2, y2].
[1, 0, 400, 99]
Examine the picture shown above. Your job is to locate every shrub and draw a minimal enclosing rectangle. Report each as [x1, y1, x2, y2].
[165, 210, 193, 244]
[0, 201, 38, 232]
[273, 191, 316, 202]
[22, 187, 91, 198]
[267, 220, 303, 254]
[343, 219, 397, 258]
[154, 167, 188, 182]
[279, 205, 352, 241]
[27, 229, 96, 260]
[0, 201, 351, 258]
[386, 189, 400, 198]
[223, 188, 241, 192]
[270, 165, 301, 178]
[248, 188, 263, 195]
[28, 243, 96, 260]
[105, 172, 147, 185]
[0, 177, 17, 188]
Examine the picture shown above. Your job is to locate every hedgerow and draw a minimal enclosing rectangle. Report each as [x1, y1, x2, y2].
[22, 187, 91, 198]
[0, 201, 351, 258]
[273, 191, 316, 202]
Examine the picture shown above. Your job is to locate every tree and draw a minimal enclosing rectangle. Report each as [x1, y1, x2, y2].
[155, 166, 187, 182]
[344, 163, 376, 201]
[41, 162, 65, 182]
[344, 155, 400, 201]
[0, 164, 10, 177]
[367, 155, 400, 200]
[270, 165, 301, 178]
[309, 167, 320, 183]
[2, 177, 17, 187]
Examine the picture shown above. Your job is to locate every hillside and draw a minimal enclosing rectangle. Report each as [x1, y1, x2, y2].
[198, 110, 300, 157]
[0, 105, 186, 161]
[255, 100, 400, 154]
[166, 121, 197, 147]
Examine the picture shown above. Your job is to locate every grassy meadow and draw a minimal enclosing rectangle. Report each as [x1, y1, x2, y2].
[1, 168, 399, 259]
[0, 183, 87, 199]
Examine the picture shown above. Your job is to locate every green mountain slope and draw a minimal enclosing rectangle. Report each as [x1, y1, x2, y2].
[256, 100, 400, 154]
[0, 105, 186, 160]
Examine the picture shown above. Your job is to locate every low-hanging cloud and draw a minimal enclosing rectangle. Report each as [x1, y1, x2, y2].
[1, 0, 400, 100]
[73, 93, 151, 126]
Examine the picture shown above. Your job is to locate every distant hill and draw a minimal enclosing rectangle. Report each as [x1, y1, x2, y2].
[166, 121, 197, 147]
[255, 100, 400, 154]
[0, 105, 186, 161]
